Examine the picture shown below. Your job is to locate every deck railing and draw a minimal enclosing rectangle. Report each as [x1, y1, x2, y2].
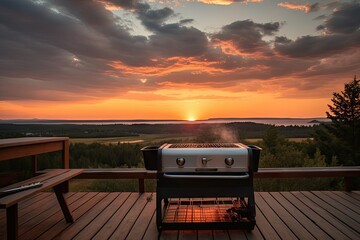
[76, 167, 360, 193]
[1, 138, 359, 193]
[0, 137, 70, 174]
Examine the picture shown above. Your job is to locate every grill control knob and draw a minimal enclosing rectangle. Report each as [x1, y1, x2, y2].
[176, 157, 185, 167]
[225, 157, 234, 166]
[202, 157, 211, 165]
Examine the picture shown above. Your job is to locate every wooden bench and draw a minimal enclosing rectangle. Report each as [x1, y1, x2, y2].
[0, 169, 83, 240]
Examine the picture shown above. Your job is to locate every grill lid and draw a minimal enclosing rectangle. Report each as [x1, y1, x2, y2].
[160, 143, 249, 173]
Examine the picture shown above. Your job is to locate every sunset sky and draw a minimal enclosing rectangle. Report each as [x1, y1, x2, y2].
[0, 0, 359, 120]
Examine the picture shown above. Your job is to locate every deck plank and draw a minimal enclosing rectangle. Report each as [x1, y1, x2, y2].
[270, 192, 331, 240]
[56, 192, 110, 240]
[253, 205, 279, 240]
[141, 210, 159, 240]
[19, 193, 58, 226]
[109, 193, 150, 240]
[261, 192, 315, 239]
[126, 193, 156, 240]
[36, 192, 97, 240]
[228, 230, 247, 240]
[255, 193, 297, 239]
[20, 192, 84, 240]
[1, 191, 359, 240]
[212, 230, 230, 240]
[293, 191, 359, 239]
[281, 192, 347, 239]
[178, 230, 198, 240]
[72, 192, 131, 240]
[0, 193, 57, 238]
[160, 230, 179, 240]
[92, 193, 140, 240]
[304, 191, 360, 233]
[197, 230, 213, 240]
[331, 191, 360, 207]
[244, 226, 264, 240]
[322, 191, 360, 215]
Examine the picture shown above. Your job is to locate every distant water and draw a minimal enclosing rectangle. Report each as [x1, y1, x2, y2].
[1, 118, 330, 126]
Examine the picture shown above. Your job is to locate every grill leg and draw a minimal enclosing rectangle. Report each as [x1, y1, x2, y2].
[156, 192, 162, 231]
[7, 204, 18, 240]
[248, 191, 256, 220]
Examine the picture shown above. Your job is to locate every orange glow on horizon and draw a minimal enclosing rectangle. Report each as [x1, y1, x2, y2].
[0, 91, 329, 120]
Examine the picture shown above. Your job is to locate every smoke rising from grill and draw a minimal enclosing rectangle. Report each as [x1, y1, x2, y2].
[216, 127, 239, 142]
[195, 125, 239, 143]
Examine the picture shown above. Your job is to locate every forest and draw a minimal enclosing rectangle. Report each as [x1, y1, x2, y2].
[0, 121, 318, 139]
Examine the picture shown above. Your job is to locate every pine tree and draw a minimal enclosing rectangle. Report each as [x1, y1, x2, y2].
[327, 76, 360, 125]
[317, 76, 360, 165]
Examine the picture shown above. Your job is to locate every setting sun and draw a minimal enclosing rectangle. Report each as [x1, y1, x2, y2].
[187, 117, 197, 122]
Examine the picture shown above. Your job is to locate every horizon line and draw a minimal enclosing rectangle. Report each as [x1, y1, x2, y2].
[0, 117, 328, 122]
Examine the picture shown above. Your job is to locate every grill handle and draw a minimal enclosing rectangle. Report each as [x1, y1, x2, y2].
[163, 173, 249, 179]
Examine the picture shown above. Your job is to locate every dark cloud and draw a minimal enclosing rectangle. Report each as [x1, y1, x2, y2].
[149, 25, 208, 57]
[275, 2, 360, 59]
[321, 2, 360, 34]
[212, 20, 280, 56]
[109, 0, 146, 10]
[106, 0, 208, 57]
[179, 19, 194, 25]
[274, 36, 291, 44]
[138, 7, 174, 31]
[314, 14, 326, 21]
[308, 3, 320, 12]
[275, 33, 360, 58]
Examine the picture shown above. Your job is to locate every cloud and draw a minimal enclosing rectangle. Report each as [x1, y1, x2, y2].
[0, 0, 209, 101]
[275, 2, 360, 59]
[195, 0, 263, 5]
[318, 1, 360, 34]
[0, 0, 359, 104]
[106, 0, 209, 58]
[278, 2, 320, 13]
[212, 20, 280, 57]
[275, 33, 360, 58]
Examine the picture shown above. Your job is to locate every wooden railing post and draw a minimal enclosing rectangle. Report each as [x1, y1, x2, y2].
[344, 177, 352, 192]
[139, 178, 145, 193]
[62, 139, 70, 193]
[62, 139, 69, 169]
[31, 155, 38, 176]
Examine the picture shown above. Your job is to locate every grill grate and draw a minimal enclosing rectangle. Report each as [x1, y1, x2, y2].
[163, 198, 249, 223]
[168, 143, 239, 148]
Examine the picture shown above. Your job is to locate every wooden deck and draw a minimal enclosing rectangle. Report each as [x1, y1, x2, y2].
[0, 191, 359, 240]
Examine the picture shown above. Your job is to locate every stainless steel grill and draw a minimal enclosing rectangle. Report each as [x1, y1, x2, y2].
[142, 142, 261, 232]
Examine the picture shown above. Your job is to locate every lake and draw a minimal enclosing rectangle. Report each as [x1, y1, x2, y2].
[1, 118, 330, 126]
